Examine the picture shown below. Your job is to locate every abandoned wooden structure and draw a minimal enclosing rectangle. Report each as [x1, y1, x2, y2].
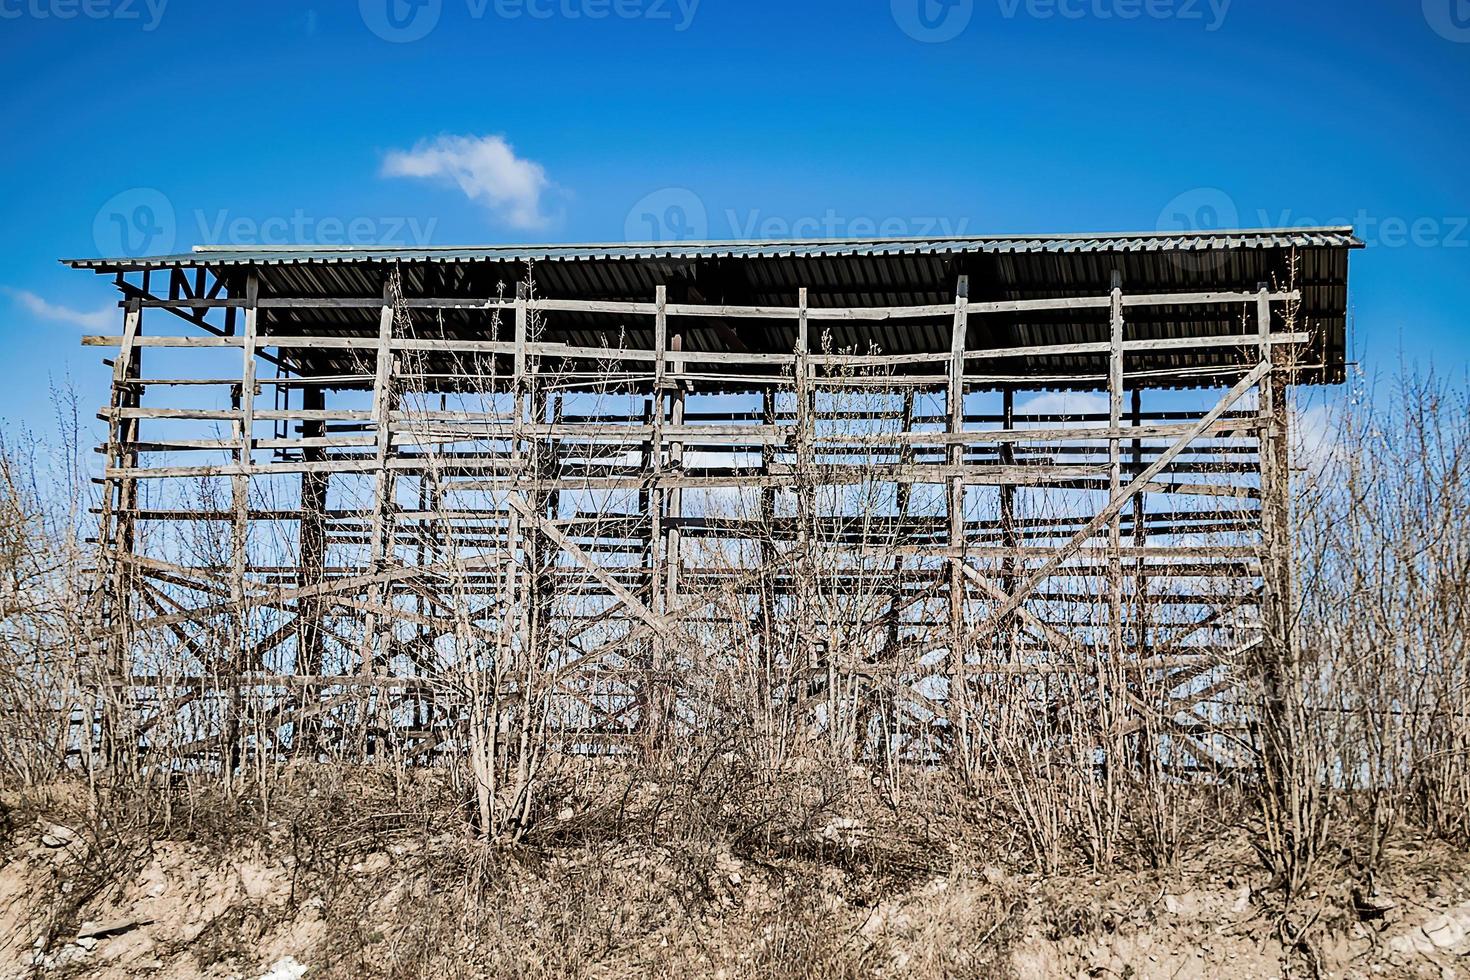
[67, 229, 1360, 768]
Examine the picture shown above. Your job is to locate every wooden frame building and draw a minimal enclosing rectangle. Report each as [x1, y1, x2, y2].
[67, 229, 1360, 768]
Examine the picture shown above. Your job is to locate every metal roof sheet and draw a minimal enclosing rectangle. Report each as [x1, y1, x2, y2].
[64, 228, 1361, 391]
[62, 227, 1363, 270]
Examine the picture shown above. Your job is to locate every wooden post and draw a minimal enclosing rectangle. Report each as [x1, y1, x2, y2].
[648, 284, 669, 751]
[359, 276, 398, 756]
[1130, 388, 1147, 651]
[226, 273, 260, 774]
[100, 292, 143, 770]
[297, 383, 328, 756]
[1108, 270, 1125, 662]
[948, 274, 970, 748]
[665, 329, 685, 609]
[1000, 387, 1018, 663]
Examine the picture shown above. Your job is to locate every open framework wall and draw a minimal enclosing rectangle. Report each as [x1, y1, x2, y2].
[72, 236, 1355, 770]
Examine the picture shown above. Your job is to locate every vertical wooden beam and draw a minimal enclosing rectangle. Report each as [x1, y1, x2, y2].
[99, 292, 143, 770]
[1108, 270, 1125, 661]
[758, 384, 777, 709]
[795, 287, 812, 550]
[948, 274, 969, 743]
[1130, 388, 1147, 652]
[363, 278, 397, 680]
[647, 284, 669, 750]
[356, 276, 398, 758]
[225, 271, 258, 776]
[297, 383, 328, 758]
[232, 272, 260, 645]
[1000, 386, 1018, 662]
[1258, 284, 1292, 638]
[665, 328, 685, 609]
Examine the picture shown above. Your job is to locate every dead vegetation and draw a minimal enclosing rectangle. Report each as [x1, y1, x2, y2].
[4, 268, 1470, 975]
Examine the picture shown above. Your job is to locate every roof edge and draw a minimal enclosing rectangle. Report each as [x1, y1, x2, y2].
[62, 226, 1366, 269]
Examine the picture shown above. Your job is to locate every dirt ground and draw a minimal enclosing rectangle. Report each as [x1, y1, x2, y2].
[2, 773, 1468, 979]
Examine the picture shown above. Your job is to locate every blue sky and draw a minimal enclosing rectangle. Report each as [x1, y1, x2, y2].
[0, 0, 1467, 431]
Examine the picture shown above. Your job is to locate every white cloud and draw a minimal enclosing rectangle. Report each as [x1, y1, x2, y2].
[1293, 403, 1340, 477]
[381, 134, 557, 231]
[1015, 391, 1110, 421]
[4, 287, 114, 331]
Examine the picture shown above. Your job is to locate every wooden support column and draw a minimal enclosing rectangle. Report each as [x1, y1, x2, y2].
[297, 384, 329, 754]
[758, 384, 777, 705]
[98, 292, 143, 769]
[665, 329, 685, 610]
[358, 277, 397, 758]
[647, 284, 669, 750]
[1130, 388, 1148, 651]
[1108, 270, 1125, 662]
[795, 287, 812, 549]
[231, 273, 259, 628]
[1257, 284, 1292, 629]
[226, 271, 258, 776]
[947, 275, 970, 740]
[1000, 387, 1018, 662]
[793, 287, 826, 744]
[509, 281, 530, 668]
[947, 277, 970, 741]
[105, 295, 144, 641]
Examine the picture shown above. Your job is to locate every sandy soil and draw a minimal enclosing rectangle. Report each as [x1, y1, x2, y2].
[2, 783, 1467, 979]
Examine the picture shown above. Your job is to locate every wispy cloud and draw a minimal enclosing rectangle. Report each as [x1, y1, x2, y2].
[4, 287, 114, 331]
[1015, 391, 1111, 420]
[381, 134, 559, 231]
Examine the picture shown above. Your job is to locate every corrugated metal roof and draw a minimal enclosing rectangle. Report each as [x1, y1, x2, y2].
[63, 228, 1361, 391]
[63, 227, 1362, 270]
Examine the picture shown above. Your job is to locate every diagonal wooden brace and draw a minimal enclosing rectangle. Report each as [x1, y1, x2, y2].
[962, 360, 1272, 639]
[505, 495, 674, 641]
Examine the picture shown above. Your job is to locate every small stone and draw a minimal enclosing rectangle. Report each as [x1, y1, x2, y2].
[39, 824, 77, 848]
[557, 807, 575, 822]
